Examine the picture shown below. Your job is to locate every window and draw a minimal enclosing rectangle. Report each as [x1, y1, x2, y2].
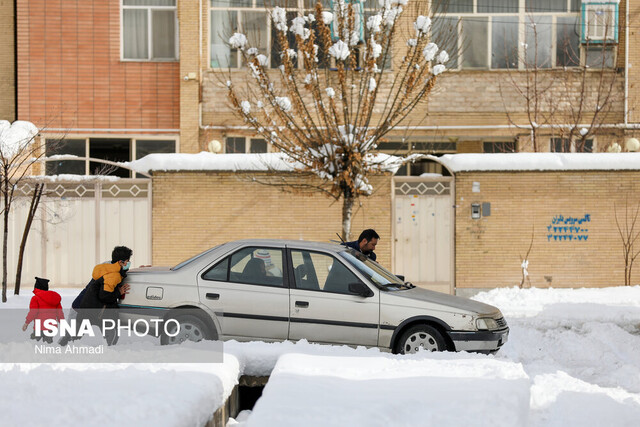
[122, 0, 177, 61]
[203, 247, 284, 287]
[483, 141, 516, 153]
[210, 0, 372, 70]
[552, 138, 594, 152]
[439, 0, 612, 70]
[45, 139, 86, 175]
[225, 137, 268, 153]
[44, 137, 176, 176]
[291, 250, 361, 294]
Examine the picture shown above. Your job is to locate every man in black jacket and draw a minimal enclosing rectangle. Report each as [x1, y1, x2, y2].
[61, 246, 132, 346]
[343, 229, 379, 261]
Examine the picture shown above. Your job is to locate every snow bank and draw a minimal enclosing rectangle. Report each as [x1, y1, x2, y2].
[436, 153, 640, 172]
[123, 152, 405, 175]
[0, 360, 240, 427]
[249, 353, 530, 427]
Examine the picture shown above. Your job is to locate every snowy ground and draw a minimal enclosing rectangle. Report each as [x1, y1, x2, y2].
[1, 286, 639, 426]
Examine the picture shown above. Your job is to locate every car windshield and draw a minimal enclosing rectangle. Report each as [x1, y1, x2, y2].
[339, 250, 410, 290]
[172, 246, 221, 270]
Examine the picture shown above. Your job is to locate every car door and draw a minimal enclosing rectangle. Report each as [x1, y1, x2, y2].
[287, 247, 379, 346]
[197, 245, 289, 340]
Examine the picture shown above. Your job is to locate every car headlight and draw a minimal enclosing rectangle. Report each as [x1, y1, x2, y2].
[476, 317, 498, 330]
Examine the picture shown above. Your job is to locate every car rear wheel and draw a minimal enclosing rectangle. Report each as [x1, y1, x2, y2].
[160, 314, 214, 345]
[396, 324, 446, 354]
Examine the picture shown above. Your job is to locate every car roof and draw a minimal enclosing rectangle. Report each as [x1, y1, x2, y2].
[224, 239, 347, 252]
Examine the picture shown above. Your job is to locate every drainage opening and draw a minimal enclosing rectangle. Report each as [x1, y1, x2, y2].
[238, 385, 264, 411]
[237, 375, 269, 412]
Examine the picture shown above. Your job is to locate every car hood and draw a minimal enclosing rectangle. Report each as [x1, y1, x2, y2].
[381, 286, 501, 317]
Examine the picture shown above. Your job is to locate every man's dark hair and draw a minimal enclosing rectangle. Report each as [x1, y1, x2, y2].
[357, 229, 380, 243]
[111, 246, 133, 263]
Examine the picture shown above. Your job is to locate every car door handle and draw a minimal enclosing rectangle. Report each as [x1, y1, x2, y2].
[295, 301, 309, 308]
[206, 293, 220, 300]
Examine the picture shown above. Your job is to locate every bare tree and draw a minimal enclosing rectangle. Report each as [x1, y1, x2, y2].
[553, 39, 620, 152]
[0, 120, 42, 302]
[499, 16, 559, 152]
[223, 1, 451, 240]
[500, 16, 620, 152]
[13, 182, 44, 295]
[614, 198, 640, 287]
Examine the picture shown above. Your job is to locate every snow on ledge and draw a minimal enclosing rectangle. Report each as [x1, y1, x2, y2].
[435, 153, 640, 173]
[123, 152, 404, 174]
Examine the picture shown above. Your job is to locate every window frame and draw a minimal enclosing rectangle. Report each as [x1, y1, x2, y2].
[201, 246, 286, 288]
[289, 248, 364, 295]
[121, 0, 179, 62]
[43, 135, 178, 177]
[438, 0, 615, 70]
[208, 0, 376, 70]
[224, 136, 269, 153]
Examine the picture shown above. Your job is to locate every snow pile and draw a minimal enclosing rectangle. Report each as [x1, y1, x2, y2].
[249, 353, 530, 427]
[0, 120, 38, 158]
[0, 361, 239, 427]
[2, 286, 640, 426]
[123, 152, 405, 175]
[436, 153, 640, 172]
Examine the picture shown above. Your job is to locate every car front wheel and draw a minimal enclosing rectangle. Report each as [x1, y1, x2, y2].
[160, 314, 214, 345]
[396, 324, 446, 354]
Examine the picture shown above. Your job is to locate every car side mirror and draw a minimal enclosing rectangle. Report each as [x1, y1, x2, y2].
[395, 274, 405, 281]
[348, 282, 374, 298]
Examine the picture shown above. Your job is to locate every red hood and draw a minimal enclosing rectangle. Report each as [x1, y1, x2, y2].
[33, 289, 62, 307]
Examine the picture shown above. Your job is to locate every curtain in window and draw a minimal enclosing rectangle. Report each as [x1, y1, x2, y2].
[525, 15, 552, 68]
[556, 16, 580, 67]
[243, 12, 268, 56]
[432, 16, 459, 69]
[478, 0, 518, 13]
[526, 0, 566, 13]
[211, 0, 252, 6]
[152, 10, 176, 59]
[211, 10, 237, 68]
[491, 16, 518, 69]
[435, 0, 472, 13]
[123, 9, 148, 59]
[124, 0, 175, 5]
[462, 17, 488, 68]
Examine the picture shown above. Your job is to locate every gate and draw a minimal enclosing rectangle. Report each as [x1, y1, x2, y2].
[393, 177, 454, 294]
[5, 178, 151, 287]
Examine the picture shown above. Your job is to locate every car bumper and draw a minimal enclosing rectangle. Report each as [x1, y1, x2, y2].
[447, 327, 509, 352]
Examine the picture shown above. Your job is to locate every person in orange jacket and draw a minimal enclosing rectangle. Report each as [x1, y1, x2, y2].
[22, 277, 64, 344]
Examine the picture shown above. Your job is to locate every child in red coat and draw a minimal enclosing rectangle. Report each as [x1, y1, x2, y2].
[22, 277, 64, 344]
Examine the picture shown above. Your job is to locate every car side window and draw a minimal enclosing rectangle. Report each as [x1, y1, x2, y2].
[202, 257, 229, 281]
[291, 250, 360, 295]
[223, 247, 284, 287]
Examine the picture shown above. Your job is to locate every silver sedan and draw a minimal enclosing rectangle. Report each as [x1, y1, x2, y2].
[120, 239, 509, 354]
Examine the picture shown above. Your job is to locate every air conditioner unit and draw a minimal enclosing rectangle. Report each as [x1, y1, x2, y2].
[581, 1, 619, 44]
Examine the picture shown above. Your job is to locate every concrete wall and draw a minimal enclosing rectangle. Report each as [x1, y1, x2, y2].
[151, 171, 393, 267]
[455, 170, 640, 290]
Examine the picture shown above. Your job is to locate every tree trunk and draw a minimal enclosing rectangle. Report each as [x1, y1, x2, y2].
[2, 172, 8, 303]
[14, 184, 43, 295]
[341, 193, 355, 242]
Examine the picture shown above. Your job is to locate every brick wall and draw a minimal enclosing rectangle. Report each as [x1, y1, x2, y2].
[151, 171, 392, 267]
[16, 0, 179, 132]
[0, 0, 15, 121]
[455, 171, 640, 289]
